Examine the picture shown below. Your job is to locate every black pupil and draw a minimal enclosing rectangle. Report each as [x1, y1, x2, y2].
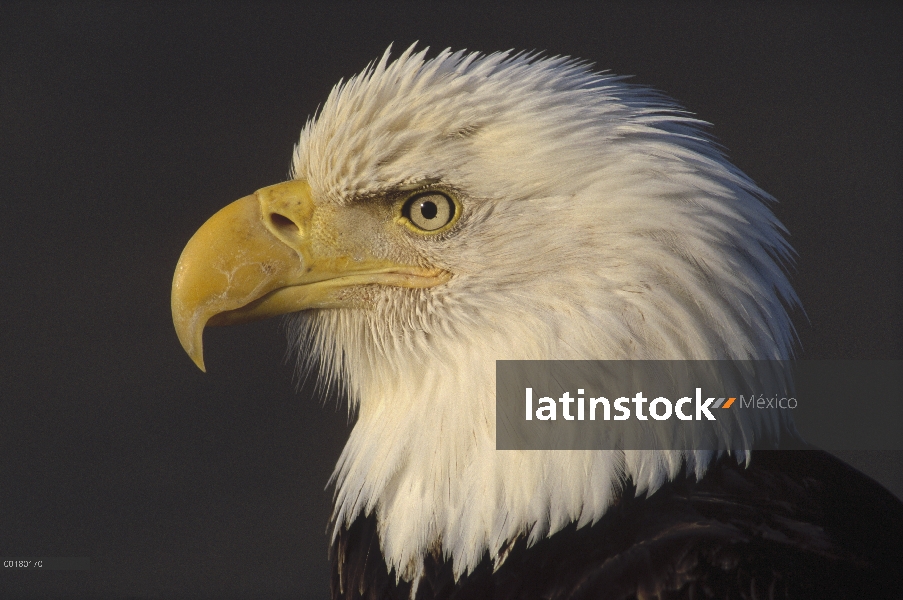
[420, 200, 438, 220]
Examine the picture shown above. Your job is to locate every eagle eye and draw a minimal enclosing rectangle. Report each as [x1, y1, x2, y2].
[401, 192, 458, 233]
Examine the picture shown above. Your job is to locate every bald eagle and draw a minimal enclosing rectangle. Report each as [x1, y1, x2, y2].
[172, 47, 903, 599]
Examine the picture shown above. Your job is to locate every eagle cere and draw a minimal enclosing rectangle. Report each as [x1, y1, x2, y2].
[172, 46, 903, 598]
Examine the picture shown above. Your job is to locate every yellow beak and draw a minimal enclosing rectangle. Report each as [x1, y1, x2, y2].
[171, 180, 449, 371]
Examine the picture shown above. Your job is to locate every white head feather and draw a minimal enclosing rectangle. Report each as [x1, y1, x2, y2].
[287, 46, 799, 582]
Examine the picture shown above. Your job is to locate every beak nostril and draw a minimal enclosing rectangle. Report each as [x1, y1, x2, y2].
[270, 212, 299, 234]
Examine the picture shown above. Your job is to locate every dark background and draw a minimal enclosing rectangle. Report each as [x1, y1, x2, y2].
[1, 2, 900, 598]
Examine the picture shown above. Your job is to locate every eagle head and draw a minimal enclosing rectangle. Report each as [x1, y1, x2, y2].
[172, 46, 798, 580]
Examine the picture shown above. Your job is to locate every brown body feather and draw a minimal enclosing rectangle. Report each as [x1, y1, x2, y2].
[332, 449, 903, 600]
